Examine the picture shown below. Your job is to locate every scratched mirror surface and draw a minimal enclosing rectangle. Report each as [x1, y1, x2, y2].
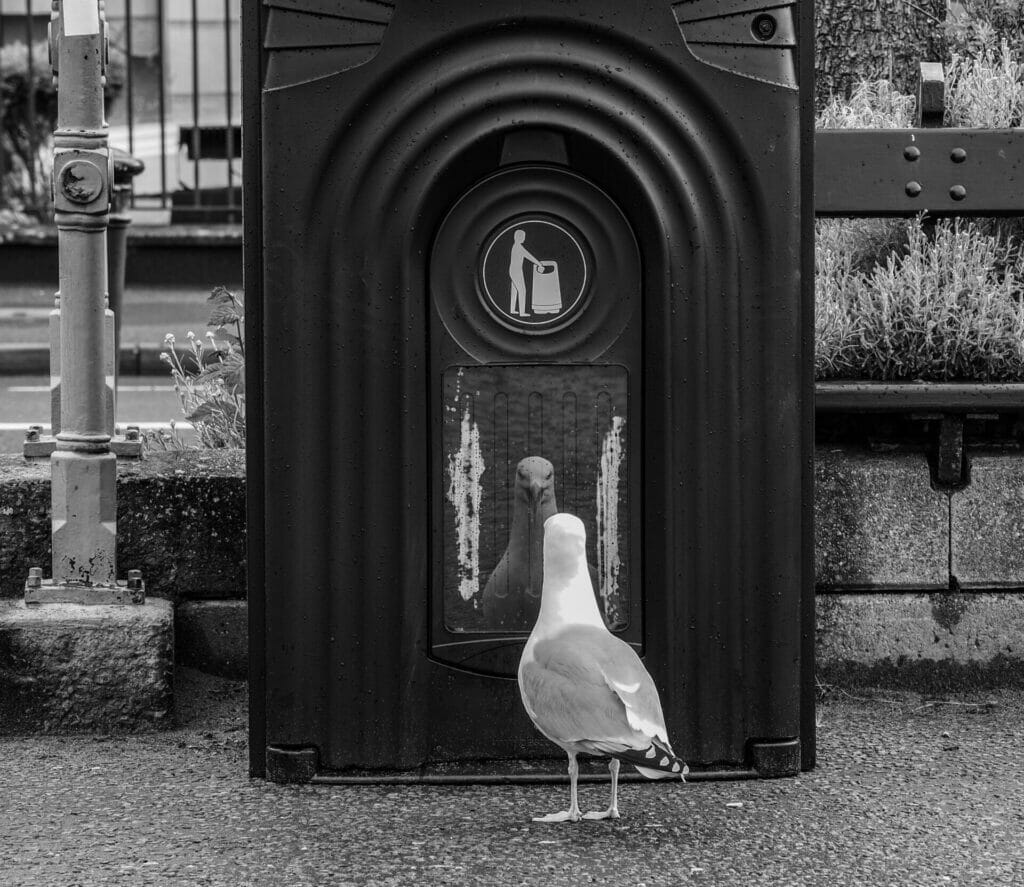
[442, 365, 629, 634]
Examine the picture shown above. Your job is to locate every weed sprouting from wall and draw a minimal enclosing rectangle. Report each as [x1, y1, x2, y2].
[144, 287, 246, 452]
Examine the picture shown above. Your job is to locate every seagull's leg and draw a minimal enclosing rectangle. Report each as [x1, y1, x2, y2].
[583, 758, 621, 820]
[533, 752, 582, 823]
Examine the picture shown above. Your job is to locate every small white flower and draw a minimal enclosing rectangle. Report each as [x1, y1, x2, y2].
[159, 352, 171, 363]
[163, 333, 175, 345]
[187, 330, 196, 340]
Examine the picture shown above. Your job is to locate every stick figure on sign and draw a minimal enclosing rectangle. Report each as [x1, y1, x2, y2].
[508, 229, 543, 317]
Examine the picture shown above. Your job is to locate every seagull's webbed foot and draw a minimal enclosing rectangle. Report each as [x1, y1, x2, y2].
[532, 751, 583, 823]
[533, 809, 582, 823]
[582, 758, 621, 820]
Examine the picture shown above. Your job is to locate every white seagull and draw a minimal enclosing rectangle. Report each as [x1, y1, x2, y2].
[518, 513, 687, 822]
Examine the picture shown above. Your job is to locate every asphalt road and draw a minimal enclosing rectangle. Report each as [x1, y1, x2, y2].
[0, 282, 222, 450]
[0, 374, 187, 452]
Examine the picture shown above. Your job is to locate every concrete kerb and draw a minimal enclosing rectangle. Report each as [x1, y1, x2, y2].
[0, 597, 174, 733]
[176, 599, 248, 679]
[0, 343, 168, 376]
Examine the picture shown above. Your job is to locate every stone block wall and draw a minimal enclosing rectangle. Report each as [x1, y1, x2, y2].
[2, 446, 1023, 689]
[0, 451, 245, 602]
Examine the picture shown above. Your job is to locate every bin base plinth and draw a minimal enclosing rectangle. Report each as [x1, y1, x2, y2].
[264, 750, 765, 785]
[749, 739, 802, 778]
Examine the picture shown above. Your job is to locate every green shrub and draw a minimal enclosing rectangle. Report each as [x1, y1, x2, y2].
[0, 41, 55, 218]
[0, 39, 125, 221]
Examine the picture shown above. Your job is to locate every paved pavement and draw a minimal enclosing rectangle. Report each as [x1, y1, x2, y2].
[1, 672, 1022, 886]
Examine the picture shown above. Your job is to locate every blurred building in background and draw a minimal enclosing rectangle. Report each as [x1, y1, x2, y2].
[0, 0, 241, 223]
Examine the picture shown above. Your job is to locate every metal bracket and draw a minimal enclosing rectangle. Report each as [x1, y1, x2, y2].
[815, 61, 1024, 217]
[23, 425, 142, 460]
[25, 567, 145, 606]
[904, 412, 1001, 491]
[917, 61, 945, 128]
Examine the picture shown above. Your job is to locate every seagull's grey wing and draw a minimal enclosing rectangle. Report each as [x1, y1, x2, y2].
[520, 625, 664, 751]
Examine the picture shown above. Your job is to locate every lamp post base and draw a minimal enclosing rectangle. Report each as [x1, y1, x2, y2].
[25, 574, 145, 606]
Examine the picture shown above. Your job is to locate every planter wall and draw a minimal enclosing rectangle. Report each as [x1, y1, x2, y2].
[0, 451, 245, 603]
[2, 446, 1023, 687]
[0, 226, 242, 287]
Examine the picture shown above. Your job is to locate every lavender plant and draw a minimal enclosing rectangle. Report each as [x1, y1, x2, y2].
[815, 44, 1024, 382]
[816, 218, 1024, 381]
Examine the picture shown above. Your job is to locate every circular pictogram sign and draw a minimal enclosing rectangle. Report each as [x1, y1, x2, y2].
[479, 218, 589, 332]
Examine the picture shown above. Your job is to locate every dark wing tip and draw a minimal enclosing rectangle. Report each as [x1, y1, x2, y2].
[611, 739, 689, 780]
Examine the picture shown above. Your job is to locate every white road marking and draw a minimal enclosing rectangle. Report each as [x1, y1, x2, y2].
[0, 308, 51, 320]
[0, 422, 193, 431]
[8, 385, 173, 393]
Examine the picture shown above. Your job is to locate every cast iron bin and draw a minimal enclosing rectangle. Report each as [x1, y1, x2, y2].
[244, 0, 815, 783]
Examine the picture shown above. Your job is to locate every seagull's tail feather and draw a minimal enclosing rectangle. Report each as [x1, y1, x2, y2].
[590, 737, 688, 781]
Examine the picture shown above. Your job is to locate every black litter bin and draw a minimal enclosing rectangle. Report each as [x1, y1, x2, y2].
[244, 0, 815, 782]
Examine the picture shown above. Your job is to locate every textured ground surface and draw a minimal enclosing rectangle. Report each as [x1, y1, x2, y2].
[1, 671, 1022, 886]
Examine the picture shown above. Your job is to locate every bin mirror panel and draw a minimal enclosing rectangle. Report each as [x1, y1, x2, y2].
[442, 364, 629, 634]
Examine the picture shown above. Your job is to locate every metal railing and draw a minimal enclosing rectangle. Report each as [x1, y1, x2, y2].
[0, 0, 240, 224]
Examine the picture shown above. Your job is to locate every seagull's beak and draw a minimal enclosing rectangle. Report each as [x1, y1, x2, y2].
[527, 479, 547, 526]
